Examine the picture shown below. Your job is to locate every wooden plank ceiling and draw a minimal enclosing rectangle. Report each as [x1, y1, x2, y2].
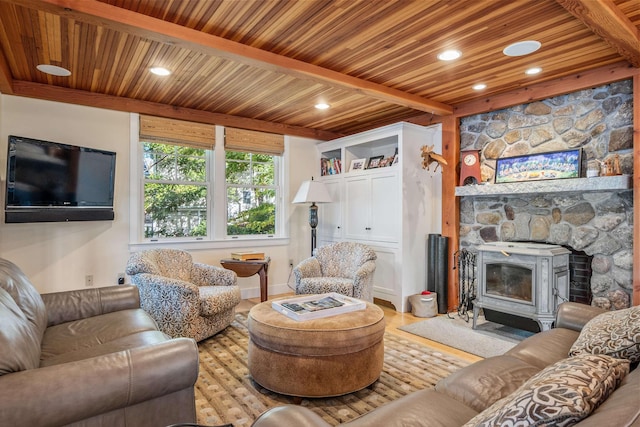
[0, 0, 637, 140]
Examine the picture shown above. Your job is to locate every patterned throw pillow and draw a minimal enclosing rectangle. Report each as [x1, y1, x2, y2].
[569, 306, 640, 363]
[463, 354, 629, 427]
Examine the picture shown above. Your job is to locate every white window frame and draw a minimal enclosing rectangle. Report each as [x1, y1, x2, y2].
[129, 113, 290, 251]
[224, 151, 281, 239]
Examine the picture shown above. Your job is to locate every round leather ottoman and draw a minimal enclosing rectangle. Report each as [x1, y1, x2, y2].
[247, 299, 385, 398]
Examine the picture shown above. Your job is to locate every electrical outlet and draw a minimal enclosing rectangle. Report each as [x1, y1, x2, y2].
[289, 258, 294, 267]
[85, 275, 94, 287]
[117, 273, 125, 285]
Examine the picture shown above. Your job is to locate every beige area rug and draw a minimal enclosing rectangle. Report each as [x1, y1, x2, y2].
[399, 314, 534, 358]
[195, 313, 471, 427]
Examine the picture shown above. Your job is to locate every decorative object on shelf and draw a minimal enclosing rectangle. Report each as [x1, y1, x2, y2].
[349, 158, 367, 172]
[602, 154, 621, 176]
[292, 177, 333, 256]
[587, 160, 600, 178]
[459, 150, 481, 185]
[495, 148, 581, 184]
[366, 155, 384, 169]
[421, 144, 447, 172]
[321, 157, 341, 176]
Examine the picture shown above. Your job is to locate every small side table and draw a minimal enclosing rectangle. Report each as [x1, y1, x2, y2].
[220, 257, 271, 302]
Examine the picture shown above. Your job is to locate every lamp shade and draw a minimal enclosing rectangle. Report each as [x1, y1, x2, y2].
[292, 180, 332, 204]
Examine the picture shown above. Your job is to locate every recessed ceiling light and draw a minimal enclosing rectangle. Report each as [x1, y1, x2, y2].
[525, 67, 542, 75]
[503, 40, 541, 57]
[315, 103, 330, 110]
[437, 49, 462, 61]
[36, 64, 71, 77]
[150, 67, 171, 76]
[472, 83, 487, 91]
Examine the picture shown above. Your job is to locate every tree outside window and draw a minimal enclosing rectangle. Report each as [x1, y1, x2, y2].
[143, 142, 208, 238]
[225, 151, 277, 236]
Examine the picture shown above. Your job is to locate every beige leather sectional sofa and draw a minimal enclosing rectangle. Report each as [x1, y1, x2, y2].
[252, 302, 640, 427]
[0, 258, 199, 426]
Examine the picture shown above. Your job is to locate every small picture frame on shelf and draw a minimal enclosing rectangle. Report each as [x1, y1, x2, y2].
[366, 155, 384, 169]
[378, 156, 396, 168]
[349, 158, 367, 172]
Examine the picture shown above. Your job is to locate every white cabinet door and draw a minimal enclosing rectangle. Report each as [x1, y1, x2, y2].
[344, 172, 399, 242]
[369, 173, 399, 242]
[371, 247, 398, 297]
[318, 178, 343, 240]
[344, 175, 370, 240]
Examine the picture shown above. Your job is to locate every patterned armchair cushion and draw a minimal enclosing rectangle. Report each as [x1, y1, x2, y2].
[315, 242, 376, 278]
[569, 306, 640, 363]
[191, 263, 236, 287]
[126, 249, 194, 282]
[199, 286, 242, 316]
[294, 242, 377, 301]
[462, 354, 630, 427]
[296, 278, 353, 298]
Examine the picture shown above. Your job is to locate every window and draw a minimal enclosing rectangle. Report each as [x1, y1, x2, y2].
[132, 114, 287, 245]
[142, 142, 208, 238]
[226, 151, 278, 236]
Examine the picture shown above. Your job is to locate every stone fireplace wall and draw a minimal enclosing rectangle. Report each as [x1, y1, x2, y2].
[459, 79, 634, 310]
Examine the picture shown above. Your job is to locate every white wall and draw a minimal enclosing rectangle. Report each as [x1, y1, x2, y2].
[0, 95, 319, 297]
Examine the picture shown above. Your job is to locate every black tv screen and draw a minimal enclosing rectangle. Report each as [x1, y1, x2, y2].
[5, 135, 116, 223]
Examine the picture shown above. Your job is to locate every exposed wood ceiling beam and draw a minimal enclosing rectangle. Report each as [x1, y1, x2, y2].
[12, 0, 453, 116]
[0, 46, 14, 94]
[452, 61, 638, 118]
[11, 81, 342, 140]
[342, 59, 638, 126]
[556, 0, 640, 68]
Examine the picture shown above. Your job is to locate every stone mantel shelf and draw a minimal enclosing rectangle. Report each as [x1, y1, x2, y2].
[455, 175, 632, 197]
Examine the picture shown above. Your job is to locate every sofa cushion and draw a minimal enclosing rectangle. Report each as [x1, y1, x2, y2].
[435, 355, 541, 412]
[569, 306, 640, 363]
[505, 327, 580, 369]
[462, 354, 630, 427]
[40, 309, 159, 361]
[0, 259, 47, 339]
[0, 288, 43, 374]
[342, 389, 479, 427]
[40, 330, 170, 367]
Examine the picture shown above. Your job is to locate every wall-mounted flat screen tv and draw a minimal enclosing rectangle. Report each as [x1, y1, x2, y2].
[5, 135, 116, 223]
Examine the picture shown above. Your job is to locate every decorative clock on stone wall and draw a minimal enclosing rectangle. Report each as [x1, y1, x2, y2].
[459, 150, 481, 186]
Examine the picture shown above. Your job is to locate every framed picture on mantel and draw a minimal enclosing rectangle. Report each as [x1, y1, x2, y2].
[495, 149, 581, 184]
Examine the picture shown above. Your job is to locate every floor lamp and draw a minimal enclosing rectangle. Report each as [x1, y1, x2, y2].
[292, 178, 332, 256]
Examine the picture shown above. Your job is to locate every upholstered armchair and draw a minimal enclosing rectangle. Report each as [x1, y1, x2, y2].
[126, 249, 241, 342]
[294, 242, 377, 302]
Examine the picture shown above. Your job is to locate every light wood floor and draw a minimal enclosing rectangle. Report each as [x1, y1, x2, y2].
[238, 296, 482, 364]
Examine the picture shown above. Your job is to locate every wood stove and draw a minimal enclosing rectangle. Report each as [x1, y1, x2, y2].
[473, 242, 570, 331]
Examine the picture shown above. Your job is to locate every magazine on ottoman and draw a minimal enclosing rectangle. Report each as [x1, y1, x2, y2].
[272, 293, 366, 321]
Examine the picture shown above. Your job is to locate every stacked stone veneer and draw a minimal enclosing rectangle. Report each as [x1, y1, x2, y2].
[459, 79, 634, 310]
